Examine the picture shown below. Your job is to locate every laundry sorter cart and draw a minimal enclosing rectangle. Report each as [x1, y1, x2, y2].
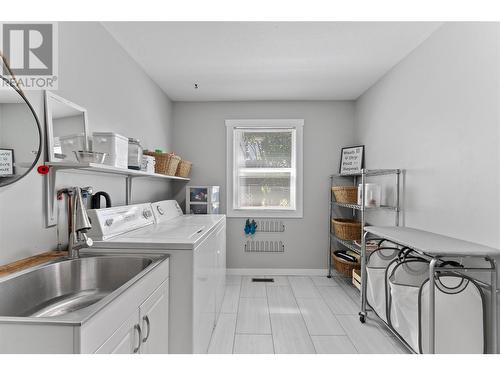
[388, 256, 486, 353]
[360, 225, 500, 354]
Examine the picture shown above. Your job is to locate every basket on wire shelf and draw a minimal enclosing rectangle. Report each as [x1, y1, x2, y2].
[331, 218, 362, 241]
[331, 186, 358, 204]
[332, 250, 360, 277]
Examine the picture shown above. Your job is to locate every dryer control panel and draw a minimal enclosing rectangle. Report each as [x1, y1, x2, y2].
[152, 200, 184, 223]
[87, 203, 155, 240]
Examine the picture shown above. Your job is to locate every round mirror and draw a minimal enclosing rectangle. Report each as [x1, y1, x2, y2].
[0, 75, 42, 187]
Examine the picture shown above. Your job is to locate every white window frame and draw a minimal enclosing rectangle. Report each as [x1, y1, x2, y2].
[226, 119, 304, 218]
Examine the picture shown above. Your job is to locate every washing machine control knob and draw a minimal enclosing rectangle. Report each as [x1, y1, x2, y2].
[104, 218, 114, 227]
[143, 209, 152, 219]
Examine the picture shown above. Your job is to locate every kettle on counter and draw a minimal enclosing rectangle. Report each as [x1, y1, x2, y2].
[91, 191, 112, 209]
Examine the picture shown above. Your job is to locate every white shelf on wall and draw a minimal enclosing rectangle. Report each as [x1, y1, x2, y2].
[44, 162, 190, 181]
[44, 161, 190, 227]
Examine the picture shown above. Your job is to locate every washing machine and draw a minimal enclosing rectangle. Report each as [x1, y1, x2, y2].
[85, 200, 226, 354]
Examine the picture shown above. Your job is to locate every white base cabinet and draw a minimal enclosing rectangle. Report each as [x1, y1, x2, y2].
[0, 257, 169, 354]
[96, 279, 169, 354]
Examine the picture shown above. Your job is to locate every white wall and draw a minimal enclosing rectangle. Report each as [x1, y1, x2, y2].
[172, 101, 355, 270]
[355, 22, 500, 249]
[0, 22, 174, 264]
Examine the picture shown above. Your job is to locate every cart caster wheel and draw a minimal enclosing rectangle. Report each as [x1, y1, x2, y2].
[359, 315, 366, 323]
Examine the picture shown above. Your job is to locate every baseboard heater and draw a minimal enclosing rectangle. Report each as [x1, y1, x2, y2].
[244, 240, 284, 253]
[255, 219, 285, 233]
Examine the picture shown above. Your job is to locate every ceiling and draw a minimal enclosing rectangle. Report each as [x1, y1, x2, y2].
[103, 22, 441, 101]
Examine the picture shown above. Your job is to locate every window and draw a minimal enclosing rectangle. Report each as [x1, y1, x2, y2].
[226, 119, 303, 218]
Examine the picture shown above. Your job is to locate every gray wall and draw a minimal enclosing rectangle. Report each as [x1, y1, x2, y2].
[172, 101, 355, 270]
[355, 22, 500, 249]
[0, 22, 174, 264]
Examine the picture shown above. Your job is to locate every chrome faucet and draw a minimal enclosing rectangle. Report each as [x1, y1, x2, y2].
[59, 186, 93, 258]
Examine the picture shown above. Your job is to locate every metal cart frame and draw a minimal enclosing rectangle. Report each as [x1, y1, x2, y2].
[360, 226, 499, 354]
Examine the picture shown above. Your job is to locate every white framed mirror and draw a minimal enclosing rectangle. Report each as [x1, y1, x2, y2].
[44, 91, 89, 163]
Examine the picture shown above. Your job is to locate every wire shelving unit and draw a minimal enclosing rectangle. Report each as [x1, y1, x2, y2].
[328, 168, 402, 277]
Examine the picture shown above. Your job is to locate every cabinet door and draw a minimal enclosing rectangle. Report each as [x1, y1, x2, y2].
[95, 312, 141, 354]
[139, 280, 169, 354]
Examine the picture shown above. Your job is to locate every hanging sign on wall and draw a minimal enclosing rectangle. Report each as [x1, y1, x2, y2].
[339, 145, 364, 175]
[0, 149, 15, 177]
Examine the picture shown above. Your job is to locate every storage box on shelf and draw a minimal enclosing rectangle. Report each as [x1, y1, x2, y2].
[92, 132, 129, 169]
[141, 155, 156, 174]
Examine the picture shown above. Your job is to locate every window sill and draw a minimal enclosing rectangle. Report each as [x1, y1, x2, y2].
[227, 209, 303, 219]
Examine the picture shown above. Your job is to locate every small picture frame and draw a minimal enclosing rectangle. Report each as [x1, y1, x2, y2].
[339, 145, 364, 175]
[0, 149, 15, 177]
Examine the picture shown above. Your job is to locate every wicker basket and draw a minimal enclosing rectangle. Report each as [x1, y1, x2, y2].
[176, 160, 192, 178]
[332, 252, 360, 277]
[166, 154, 181, 176]
[143, 151, 181, 176]
[332, 186, 358, 204]
[143, 150, 170, 174]
[331, 218, 362, 241]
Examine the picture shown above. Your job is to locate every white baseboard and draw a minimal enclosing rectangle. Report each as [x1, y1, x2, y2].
[227, 268, 328, 276]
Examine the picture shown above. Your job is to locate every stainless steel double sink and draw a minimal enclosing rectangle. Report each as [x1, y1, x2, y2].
[0, 255, 165, 323]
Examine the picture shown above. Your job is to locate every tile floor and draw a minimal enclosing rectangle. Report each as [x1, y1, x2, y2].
[208, 271, 410, 354]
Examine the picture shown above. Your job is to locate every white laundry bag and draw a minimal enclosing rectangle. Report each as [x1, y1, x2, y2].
[365, 246, 400, 322]
[419, 275, 485, 353]
[389, 259, 485, 353]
